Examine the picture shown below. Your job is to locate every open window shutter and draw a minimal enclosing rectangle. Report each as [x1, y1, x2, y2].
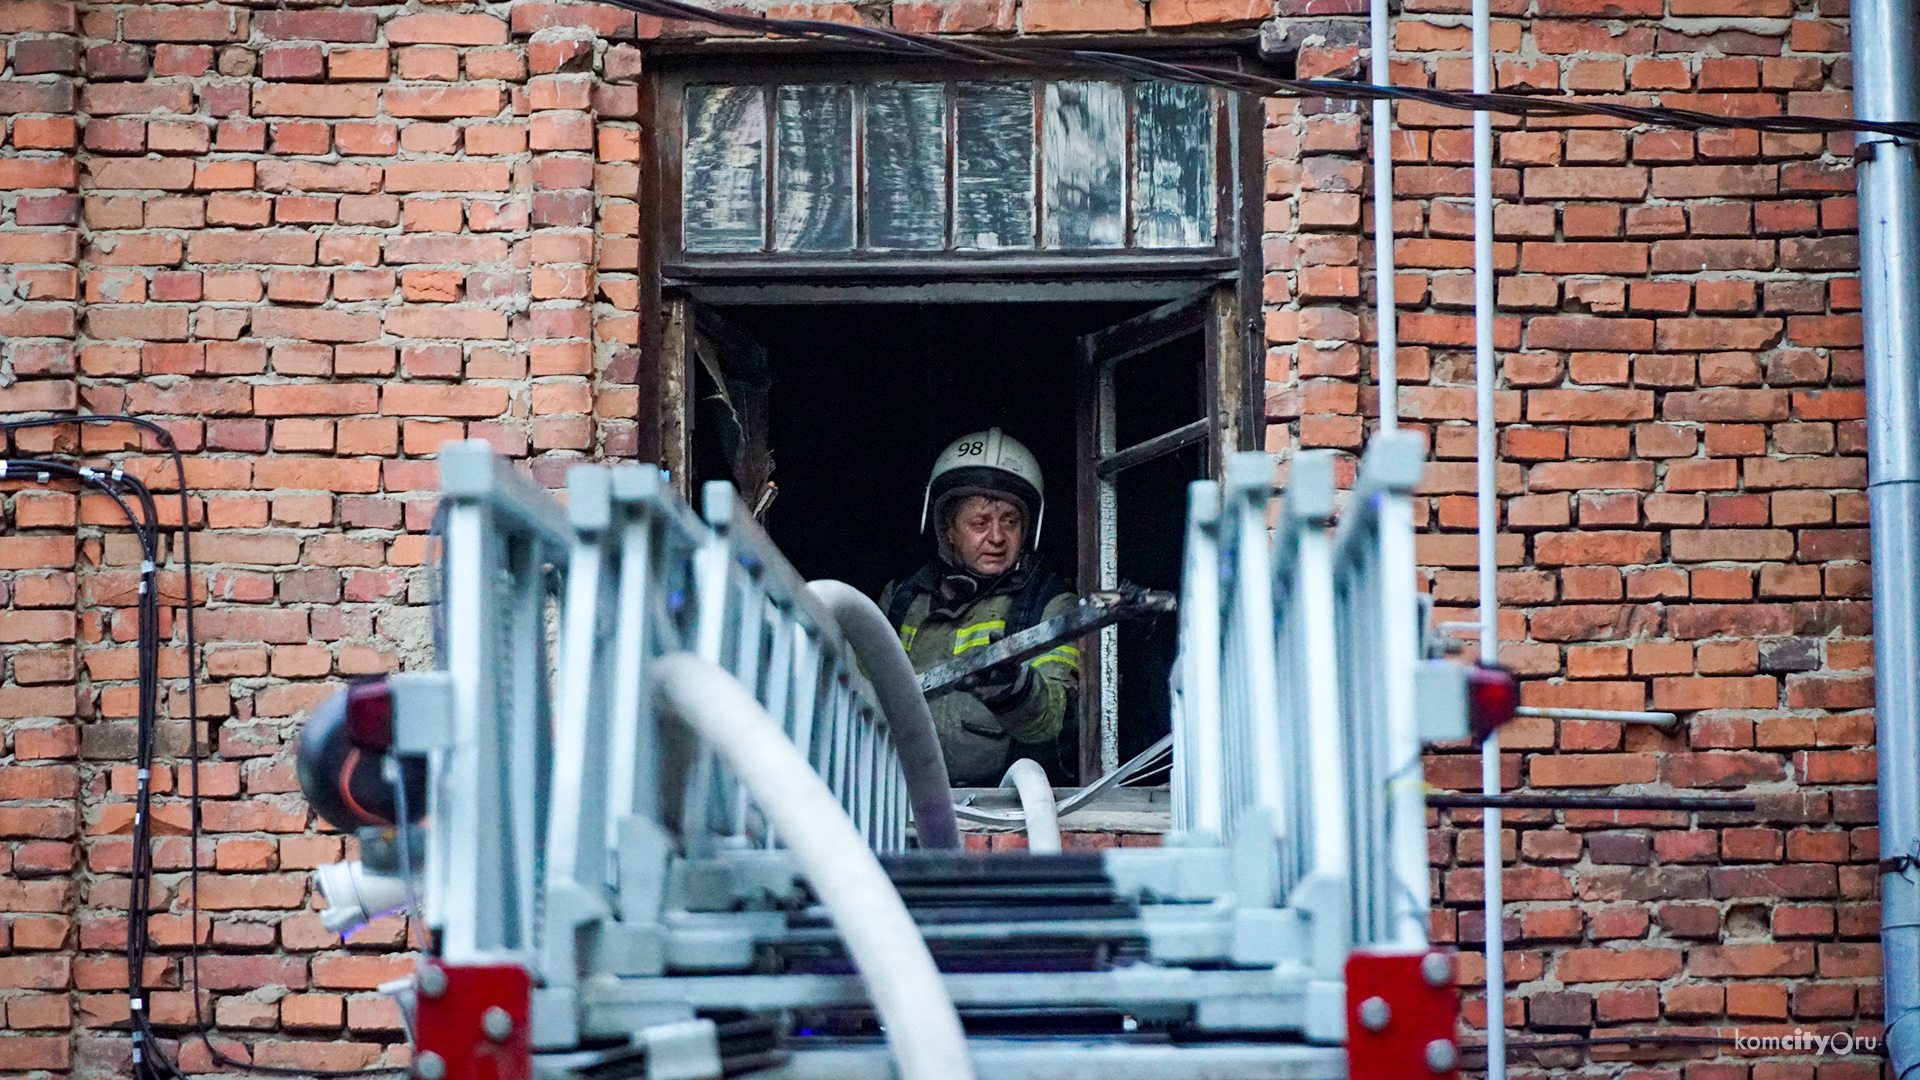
[659, 296, 776, 515]
[1074, 288, 1233, 780]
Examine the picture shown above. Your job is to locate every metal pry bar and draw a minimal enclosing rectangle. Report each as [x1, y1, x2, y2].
[916, 587, 1177, 697]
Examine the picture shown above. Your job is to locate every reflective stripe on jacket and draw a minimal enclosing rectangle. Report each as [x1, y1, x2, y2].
[877, 580, 1078, 787]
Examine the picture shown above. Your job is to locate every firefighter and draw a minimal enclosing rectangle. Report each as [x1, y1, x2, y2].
[880, 429, 1079, 786]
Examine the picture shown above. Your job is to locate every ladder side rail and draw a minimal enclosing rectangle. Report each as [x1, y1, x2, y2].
[1373, 463, 1431, 952]
[539, 468, 619, 999]
[1289, 518, 1356, 981]
[603, 503, 658, 854]
[1217, 509, 1246, 840]
[1332, 533, 1383, 947]
[1224, 454, 1286, 859]
[1273, 451, 1346, 926]
[1329, 432, 1431, 951]
[431, 494, 489, 960]
[432, 441, 574, 966]
[596, 468, 706, 992]
[603, 464, 706, 871]
[506, 503, 559, 968]
[1172, 480, 1225, 837]
[759, 610, 800, 851]
[696, 481, 908, 849]
[682, 522, 737, 856]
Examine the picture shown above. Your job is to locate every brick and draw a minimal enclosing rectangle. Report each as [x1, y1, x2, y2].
[1663, 390, 1792, 423]
[1656, 318, 1784, 352]
[255, 161, 382, 195]
[385, 13, 510, 44]
[254, 308, 380, 344]
[124, 6, 249, 42]
[1554, 947, 1681, 983]
[1535, 532, 1662, 566]
[1669, 529, 1795, 562]
[1529, 753, 1658, 787]
[1525, 389, 1654, 423]
[1689, 943, 1816, 978]
[1523, 168, 1648, 201]
[384, 162, 512, 193]
[256, 9, 377, 41]
[385, 306, 509, 340]
[1743, 457, 1867, 490]
[1528, 461, 1657, 492]
[252, 84, 378, 118]
[381, 384, 511, 419]
[254, 385, 378, 417]
[1526, 317, 1654, 353]
[1651, 676, 1779, 711]
[1022, 0, 1147, 30]
[384, 86, 504, 119]
[187, 231, 319, 267]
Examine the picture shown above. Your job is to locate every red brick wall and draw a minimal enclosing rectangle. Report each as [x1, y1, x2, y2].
[1259, 0, 1875, 1071]
[0, 0, 1877, 1075]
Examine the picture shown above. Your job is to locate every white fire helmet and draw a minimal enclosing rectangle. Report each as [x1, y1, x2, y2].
[920, 428, 1046, 550]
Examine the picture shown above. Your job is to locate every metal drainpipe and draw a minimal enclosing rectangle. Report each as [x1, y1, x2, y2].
[1471, 0, 1505, 1074]
[1854, 0, 1920, 1071]
[1371, 0, 1398, 432]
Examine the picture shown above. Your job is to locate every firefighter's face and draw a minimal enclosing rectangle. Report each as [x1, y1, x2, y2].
[947, 496, 1025, 577]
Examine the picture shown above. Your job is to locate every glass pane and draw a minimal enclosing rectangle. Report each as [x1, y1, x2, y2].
[1135, 82, 1216, 249]
[864, 83, 948, 251]
[683, 84, 766, 254]
[773, 84, 856, 252]
[954, 82, 1035, 251]
[1042, 81, 1126, 249]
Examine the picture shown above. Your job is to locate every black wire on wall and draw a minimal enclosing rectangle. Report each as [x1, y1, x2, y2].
[595, 0, 1919, 140]
[0, 419, 404, 1078]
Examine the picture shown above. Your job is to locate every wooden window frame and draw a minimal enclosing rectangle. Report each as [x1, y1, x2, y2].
[647, 53, 1254, 281]
[636, 45, 1272, 781]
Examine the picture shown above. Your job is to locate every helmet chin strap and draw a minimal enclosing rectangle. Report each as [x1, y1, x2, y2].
[930, 553, 1030, 620]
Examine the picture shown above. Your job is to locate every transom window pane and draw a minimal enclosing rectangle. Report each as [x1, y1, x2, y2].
[679, 77, 1221, 257]
[773, 84, 855, 252]
[1041, 81, 1127, 250]
[683, 84, 767, 254]
[865, 83, 950, 250]
[954, 82, 1035, 251]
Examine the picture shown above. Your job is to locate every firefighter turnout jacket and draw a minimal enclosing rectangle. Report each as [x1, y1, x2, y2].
[880, 563, 1079, 787]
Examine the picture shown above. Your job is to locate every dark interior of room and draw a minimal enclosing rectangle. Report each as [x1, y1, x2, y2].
[693, 300, 1205, 777]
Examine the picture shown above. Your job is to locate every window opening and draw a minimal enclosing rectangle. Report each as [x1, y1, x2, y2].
[674, 300, 1219, 785]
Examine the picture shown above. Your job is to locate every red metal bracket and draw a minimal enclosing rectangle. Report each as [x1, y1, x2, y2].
[1345, 949, 1460, 1080]
[414, 963, 533, 1080]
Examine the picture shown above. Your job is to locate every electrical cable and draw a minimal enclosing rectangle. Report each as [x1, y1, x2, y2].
[0, 457, 175, 1080]
[586, 0, 1920, 140]
[1, 417, 403, 1078]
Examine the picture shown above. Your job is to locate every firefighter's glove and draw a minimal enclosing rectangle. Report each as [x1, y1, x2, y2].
[973, 662, 1034, 711]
